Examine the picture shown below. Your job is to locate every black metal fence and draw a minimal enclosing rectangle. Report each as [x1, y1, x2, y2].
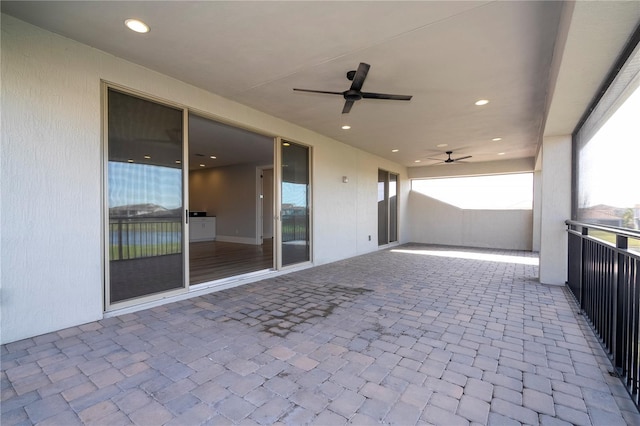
[281, 214, 308, 242]
[109, 216, 182, 260]
[566, 220, 639, 409]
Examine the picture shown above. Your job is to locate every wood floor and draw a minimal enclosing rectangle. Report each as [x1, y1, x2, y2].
[189, 239, 274, 284]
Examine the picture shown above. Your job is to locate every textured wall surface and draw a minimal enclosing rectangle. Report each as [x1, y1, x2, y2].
[1, 15, 408, 343]
[1, 14, 105, 344]
[539, 136, 571, 285]
[408, 192, 533, 251]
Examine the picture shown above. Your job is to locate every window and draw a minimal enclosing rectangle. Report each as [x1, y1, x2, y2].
[106, 88, 185, 305]
[412, 173, 533, 210]
[575, 40, 640, 231]
[281, 141, 311, 265]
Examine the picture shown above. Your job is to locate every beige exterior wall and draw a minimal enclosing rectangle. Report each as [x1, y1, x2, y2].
[0, 15, 408, 344]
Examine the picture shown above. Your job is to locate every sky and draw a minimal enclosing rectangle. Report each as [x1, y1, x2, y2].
[412, 173, 533, 210]
[109, 162, 182, 209]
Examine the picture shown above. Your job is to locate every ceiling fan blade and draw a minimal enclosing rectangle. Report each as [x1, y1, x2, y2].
[293, 88, 343, 95]
[455, 156, 472, 161]
[342, 100, 355, 114]
[349, 62, 370, 92]
[361, 92, 412, 101]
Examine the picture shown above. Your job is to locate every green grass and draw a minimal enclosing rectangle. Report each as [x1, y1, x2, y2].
[110, 243, 182, 260]
[589, 230, 640, 253]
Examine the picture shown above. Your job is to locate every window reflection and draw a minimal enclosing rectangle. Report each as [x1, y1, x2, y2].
[281, 142, 310, 266]
[107, 89, 184, 304]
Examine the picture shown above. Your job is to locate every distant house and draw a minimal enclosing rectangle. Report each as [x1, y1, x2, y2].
[578, 204, 639, 229]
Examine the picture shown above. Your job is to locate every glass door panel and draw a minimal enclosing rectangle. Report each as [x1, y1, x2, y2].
[378, 169, 389, 245]
[281, 141, 310, 266]
[378, 169, 398, 245]
[389, 173, 398, 242]
[107, 89, 185, 304]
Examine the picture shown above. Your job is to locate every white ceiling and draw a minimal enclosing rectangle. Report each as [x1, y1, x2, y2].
[2, 1, 639, 169]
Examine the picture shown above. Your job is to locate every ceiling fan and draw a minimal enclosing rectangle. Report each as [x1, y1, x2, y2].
[429, 151, 472, 164]
[293, 62, 413, 114]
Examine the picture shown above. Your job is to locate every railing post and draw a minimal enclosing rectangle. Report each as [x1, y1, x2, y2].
[580, 226, 588, 309]
[614, 234, 628, 374]
[117, 219, 123, 261]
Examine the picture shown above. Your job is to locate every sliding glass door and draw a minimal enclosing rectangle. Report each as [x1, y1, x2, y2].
[106, 88, 186, 306]
[280, 140, 311, 266]
[378, 169, 398, 245]
[104, 88, 313, 309]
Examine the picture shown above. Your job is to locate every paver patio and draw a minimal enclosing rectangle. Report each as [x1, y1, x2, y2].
[2, 244, 639, 425]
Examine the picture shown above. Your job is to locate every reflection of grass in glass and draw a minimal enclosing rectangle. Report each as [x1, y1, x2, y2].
[110, 243, 182, 260]
[589, 230, 640, 254]
[109, 220, 182, 260]
[281, 215, 308, 242]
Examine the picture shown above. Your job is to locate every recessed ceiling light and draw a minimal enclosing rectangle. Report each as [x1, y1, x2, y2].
[436, 143, 448, 148]
[210, 155, 217, 159]
[497, 152, 506, 156]
[199, 164, 206, 167]
[282, 142, 290, 147]
[492, 137, 502, 142]
[392, 149, 399, 153]
[144, 155, 151, 159]
[125, 19, 149, 34]
[414, 160, 421, 163]
[341, 125, 351, 130]
[475, 99, 489, 106]
[127, 159, 134, 163]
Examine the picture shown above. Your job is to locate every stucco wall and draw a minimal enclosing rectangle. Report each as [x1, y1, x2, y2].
[538, 136, 571, 285]
[407, 159, 535, 251]
[408, 192, 533, 251]
[0, 15, 407, 344]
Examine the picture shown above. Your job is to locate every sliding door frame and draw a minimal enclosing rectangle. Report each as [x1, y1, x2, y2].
[378, 169, 399, 246]
[275, 137, 313, 270]
[102, 81, 190, 312]
[102, 83, 312, 313]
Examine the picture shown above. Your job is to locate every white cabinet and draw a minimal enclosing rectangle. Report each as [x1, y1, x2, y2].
[190, 217, 216, 242]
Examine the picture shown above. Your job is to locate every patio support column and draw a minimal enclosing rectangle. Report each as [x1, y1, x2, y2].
[539, 134, 572, 285]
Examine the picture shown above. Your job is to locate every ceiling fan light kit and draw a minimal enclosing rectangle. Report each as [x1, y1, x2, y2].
[294, 62, 413, 114]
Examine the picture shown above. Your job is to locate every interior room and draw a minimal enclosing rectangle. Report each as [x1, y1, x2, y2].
[188, 114, 275, 284]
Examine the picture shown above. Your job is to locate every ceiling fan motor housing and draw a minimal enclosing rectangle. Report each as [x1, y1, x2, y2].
[293, 62, 412, 114]
[344, 90, 362, 101]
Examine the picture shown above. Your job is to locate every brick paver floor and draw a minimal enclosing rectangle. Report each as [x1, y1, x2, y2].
[2, 244, 639, 425]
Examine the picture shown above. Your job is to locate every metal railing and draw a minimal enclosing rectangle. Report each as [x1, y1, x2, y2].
[566, 220, 640, 409]
[109, 216, 182, 260]
[281, 214, 308, 243]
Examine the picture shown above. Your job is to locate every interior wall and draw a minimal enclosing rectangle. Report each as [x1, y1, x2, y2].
[408, 192, 533, 250]
[189, 164, 258, 244]
[1, 14, 409, 344]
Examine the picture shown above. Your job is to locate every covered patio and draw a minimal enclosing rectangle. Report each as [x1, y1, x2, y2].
[2, 245, 637, 425]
